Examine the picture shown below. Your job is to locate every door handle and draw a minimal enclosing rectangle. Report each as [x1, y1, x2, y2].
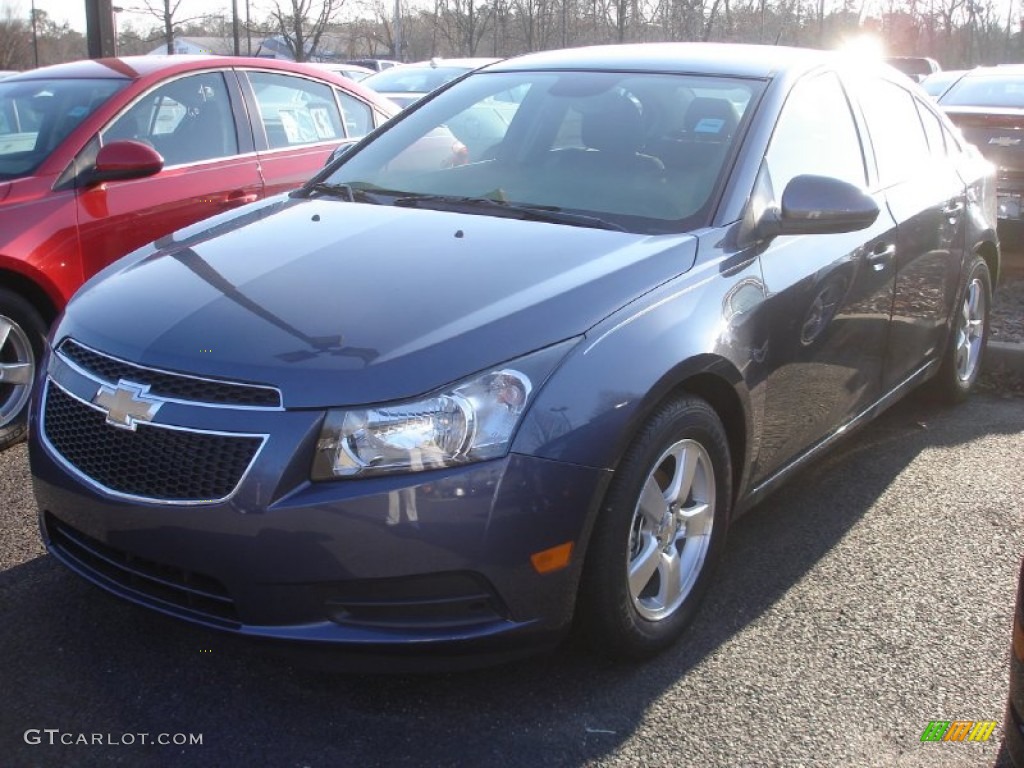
[942, 200, 964, 217]
[222, 191, 260, 205]
[214, 190, 260, 205]
[867, 244, 896, 272]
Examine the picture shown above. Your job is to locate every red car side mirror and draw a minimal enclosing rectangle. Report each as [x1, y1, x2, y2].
[90, 140, 164, 184]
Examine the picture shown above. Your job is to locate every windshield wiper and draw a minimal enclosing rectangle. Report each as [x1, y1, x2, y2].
[392, 194, 628, 232]
[302, 182, 382, 204]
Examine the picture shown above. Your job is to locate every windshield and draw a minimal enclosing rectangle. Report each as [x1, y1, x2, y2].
[363, 65, 475, 94]
[0, 77, 126, 181]
[319, 70, 762, 234]
[941, 73, 1024, 108]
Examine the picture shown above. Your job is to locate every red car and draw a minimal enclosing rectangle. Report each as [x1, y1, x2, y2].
[0, 55, 398, 448]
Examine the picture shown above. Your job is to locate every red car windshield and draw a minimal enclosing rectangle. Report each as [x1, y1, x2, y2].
[0, 78, 127, 180]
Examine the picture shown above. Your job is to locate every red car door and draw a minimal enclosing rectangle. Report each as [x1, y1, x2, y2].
[74, 69, 263, 279]
[240, 70, 377, 197]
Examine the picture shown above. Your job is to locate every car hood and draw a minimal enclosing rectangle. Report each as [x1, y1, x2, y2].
[58, 195, 698, 407]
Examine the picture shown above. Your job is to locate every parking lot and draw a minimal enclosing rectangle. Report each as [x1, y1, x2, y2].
[1, 389, 1021, 767]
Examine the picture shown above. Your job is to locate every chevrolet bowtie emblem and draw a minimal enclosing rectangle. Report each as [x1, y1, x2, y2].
[92, 380, 163, 431]
[989, 136, 1021, 147]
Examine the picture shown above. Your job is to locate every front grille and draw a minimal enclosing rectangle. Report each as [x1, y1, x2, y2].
[43, 383, 263, 503]
[45, 513, 239, 626]
[59, 339, 281, 408]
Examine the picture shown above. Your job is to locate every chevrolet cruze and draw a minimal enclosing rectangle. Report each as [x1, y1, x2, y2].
[30, 44, 999, 665]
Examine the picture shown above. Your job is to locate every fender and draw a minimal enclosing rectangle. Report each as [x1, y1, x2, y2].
[0, 255, 67, 316]
[513, 243, 764, 499]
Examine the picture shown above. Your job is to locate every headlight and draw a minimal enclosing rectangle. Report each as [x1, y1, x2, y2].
[313, 341, 578, 479]
[312, 334, 585, 481]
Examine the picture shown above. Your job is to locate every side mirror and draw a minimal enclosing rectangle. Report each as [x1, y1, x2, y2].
[757, 174, 879, 239]
[88, 140, 164, 185]
[327, 140, 358, 166]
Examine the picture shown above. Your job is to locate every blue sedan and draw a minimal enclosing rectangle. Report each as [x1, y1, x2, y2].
[30, 43, 999, 666]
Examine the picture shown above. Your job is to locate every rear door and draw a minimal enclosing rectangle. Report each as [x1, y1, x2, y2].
[240, 70, 378, 197]
[74, 69, 263, 280]
[853, 76, 966, 389]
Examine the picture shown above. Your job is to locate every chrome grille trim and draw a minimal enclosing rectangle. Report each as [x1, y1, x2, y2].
[41, 378, 268, 506]
[57, 338, 283, 410]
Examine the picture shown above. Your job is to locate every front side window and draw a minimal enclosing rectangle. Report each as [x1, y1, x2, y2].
[102, 72, 238, 166]
[249, 72, 343, 150]
[764, 72, 866, 199]
[320, 70, 763, 234]
[0, 77, 126, 180]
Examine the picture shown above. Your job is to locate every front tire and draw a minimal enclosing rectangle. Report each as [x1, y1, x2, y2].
[930, 254, 991, 403]
[577, 396, 732, 659]
[0, 289, 46, 450]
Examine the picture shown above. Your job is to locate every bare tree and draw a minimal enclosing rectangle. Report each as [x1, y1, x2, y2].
[0, 5, 31, 69]
[269, 0, 346, 61]
[129, 0, 198, 54]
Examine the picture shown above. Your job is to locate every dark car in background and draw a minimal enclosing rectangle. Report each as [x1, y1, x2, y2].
[0, 55, 398, 449]
[346, 58, 401, 72]
[885, 56, 941, 83]
[937, 64, 1024, 244]
[30, 43, 998, 667]
[308, 62, 375, 82]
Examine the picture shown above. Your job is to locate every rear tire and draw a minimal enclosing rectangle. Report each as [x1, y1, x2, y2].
[930, 254, 991, 404]
[577, 396, 732, 660]
[0, 289, 46, 450]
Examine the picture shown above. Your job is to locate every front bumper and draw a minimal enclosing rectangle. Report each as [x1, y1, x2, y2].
[30, 384, 610, 661]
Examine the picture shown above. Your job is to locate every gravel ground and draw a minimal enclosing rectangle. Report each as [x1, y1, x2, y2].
[992, 274, 1024, 345]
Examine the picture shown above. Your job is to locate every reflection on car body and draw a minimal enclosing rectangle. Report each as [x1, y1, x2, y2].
[30, 43, 999, 668]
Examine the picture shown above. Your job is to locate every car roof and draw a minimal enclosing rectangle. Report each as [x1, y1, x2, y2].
[958, 63, 1024, 77]
[0, 55, 371, 82]
[486, 43, 832, 79]
[399, 58, 502, 70]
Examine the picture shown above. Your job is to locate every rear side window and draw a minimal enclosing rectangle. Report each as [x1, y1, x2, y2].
[249, 72, 344, 149]
[856, 79, 931, 187]
[916, 100, 946, 157]
[764, 72, 866, 197]
[336, 90, 373, 138]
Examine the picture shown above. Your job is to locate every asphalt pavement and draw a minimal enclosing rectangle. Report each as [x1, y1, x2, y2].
[1, 390, 1022, 768]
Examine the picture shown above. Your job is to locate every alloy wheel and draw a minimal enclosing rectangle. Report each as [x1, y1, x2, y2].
[0, 315, 36, 428]
[627, 438, 716, 622]
[955, 277, 985, 383]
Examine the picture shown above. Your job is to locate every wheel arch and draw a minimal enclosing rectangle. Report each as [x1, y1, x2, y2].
[611, 354, 753, 512]
[0, 263, 62, 327]
[975, 238, 1000, 287]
